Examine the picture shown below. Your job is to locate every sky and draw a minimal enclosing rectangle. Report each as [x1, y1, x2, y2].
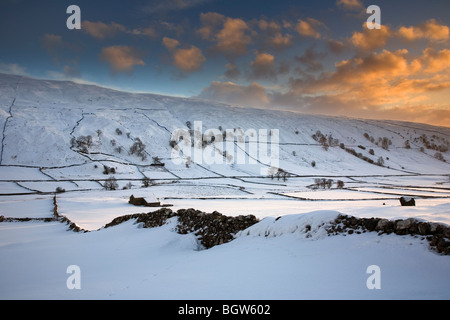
[0, 0, 449, 127]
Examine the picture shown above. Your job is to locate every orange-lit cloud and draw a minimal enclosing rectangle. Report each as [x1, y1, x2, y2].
[267, 32, 293, 49]
[82, 21, 127, 39]
[162, 37, 180, 51]
[350, 24, 393, 51]
[173, 45, 206, 73]
[215, 17, 252, 56]
[419, 48, 450, 73]
[296, 18, 323, 39]
[250, 52, 276, 79]
[255, 19, 293, 51]
[162, 37, 206, 73]
[99, 46, 145, 73]
[197, 12, 226, 40]
[397, 19, 449, 42]
[197, 13, 252, 57]
[199, 44, 450, 127]
[82, 20, 158, 40]
[336, 0, 363, 11]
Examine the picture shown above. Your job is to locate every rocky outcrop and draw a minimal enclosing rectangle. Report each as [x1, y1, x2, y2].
[104, 208, 176, 229]
[328, 215, 450, 255]
[0, 215, 87, 233]
[176, 209, 259, 249]
[104, 208, 259, 249]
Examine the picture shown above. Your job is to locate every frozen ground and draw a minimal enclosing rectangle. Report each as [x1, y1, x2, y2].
[1, 210, 449, 300]
[0, 73, 449, 299]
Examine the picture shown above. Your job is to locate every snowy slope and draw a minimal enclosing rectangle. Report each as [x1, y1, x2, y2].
[0, 212, 449, 300]
[1, 72, 449, 175]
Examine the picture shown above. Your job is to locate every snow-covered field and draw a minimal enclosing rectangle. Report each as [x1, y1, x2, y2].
[1, 209, 449, 300]
[0, 73, 449, 300]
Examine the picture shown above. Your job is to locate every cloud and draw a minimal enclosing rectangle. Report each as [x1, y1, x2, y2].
[141, 0, 212, 14]
[249, 52, 276, 79]
[349, 20, 449, 52]
[224, 63, 240, 79]
[214, 17, 252, 57]
[99, 46, 146, 74]
[82, 20, 159, 40]
[195, 44, 450, 127]
[198, 81, 270, 108]
[336, 0, 364, 11]
[286, 49, 425, 109]
[40, 34, 82, 70]
[296, 18, 323, 39]
[162, 37, 180, 51]
[0, 62, 27, 76]
[198, 13, 251, 57]
[162, 37, 206, 74]
[332, 49, 413, 84]
[82, 21, 127, 40]
[252, 19, 293, 51]
[130, 26, 158, 39]
[173, 46, 206, 73]
[295, 47, 326, 72]
[197, 12, 226, 39]
[41, 34, 63, 49]
[397, 19, 449, 42]
[350, 24, 393, 51]
[327, 39, 346, 54]
[419, 48, 450, 73]
[268, 32, 293, 49]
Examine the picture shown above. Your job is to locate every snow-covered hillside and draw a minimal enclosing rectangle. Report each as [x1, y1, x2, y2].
[1, 73, 449, 175]
[0, 73, 450, 300]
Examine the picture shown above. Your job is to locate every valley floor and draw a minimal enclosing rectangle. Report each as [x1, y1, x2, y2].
[0, 172, 449, 300]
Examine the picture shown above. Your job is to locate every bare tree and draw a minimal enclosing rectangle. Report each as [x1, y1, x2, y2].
[104, 176, 118, 190]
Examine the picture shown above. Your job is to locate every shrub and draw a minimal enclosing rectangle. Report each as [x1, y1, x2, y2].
[313, 178, 333, 189]
[129, 138, 146, 158]
[275, 169, 290, 182]
[405, 140, 411, 149]
[435, 152, 445, 162]
[115, 128, 123, 135]
[104, 176, 119, 190]
[73, 135, 93, 153]
[152, 156, 162, 165]
[377, 157, 385, 166]
[142, 177, 152, 188]
[337, 180, 345, 189]
[381, 137, 391, 150]
[103, 165, 116, 175]
[311, 160, 316, 168]
[55, 187, 66, 193]
[369, 149, 375, 155]
[123, 182, 133, 190]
